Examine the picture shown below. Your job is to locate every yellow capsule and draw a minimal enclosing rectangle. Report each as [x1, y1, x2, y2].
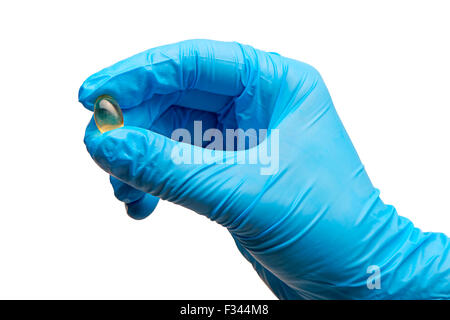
[94, 95, 124, 133]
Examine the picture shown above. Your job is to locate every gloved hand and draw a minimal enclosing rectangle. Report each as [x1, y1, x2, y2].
[79, 39, 449, 299]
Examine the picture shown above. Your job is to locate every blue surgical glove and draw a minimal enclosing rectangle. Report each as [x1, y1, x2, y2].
[79, 39, 449, 299]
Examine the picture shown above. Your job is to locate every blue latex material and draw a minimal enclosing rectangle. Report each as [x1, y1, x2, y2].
[110, 176, 158, 220]
[79, 40, 449, 299]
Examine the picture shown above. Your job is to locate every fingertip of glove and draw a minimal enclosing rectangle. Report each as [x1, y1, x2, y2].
[89, 126, 152, 175]
[78, 73, 112, 110]
[78, 84, 94, 111]
[90, 132, 120, 171]
[125, 193, 159, 220]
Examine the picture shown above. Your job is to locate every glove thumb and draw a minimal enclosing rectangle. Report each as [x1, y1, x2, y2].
[84, 124, 240, 217]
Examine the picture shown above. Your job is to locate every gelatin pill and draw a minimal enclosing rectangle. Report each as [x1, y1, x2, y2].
[94, 95, 124, 133]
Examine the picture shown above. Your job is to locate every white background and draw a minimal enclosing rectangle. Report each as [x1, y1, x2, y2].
[0, 0, 449, 299]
